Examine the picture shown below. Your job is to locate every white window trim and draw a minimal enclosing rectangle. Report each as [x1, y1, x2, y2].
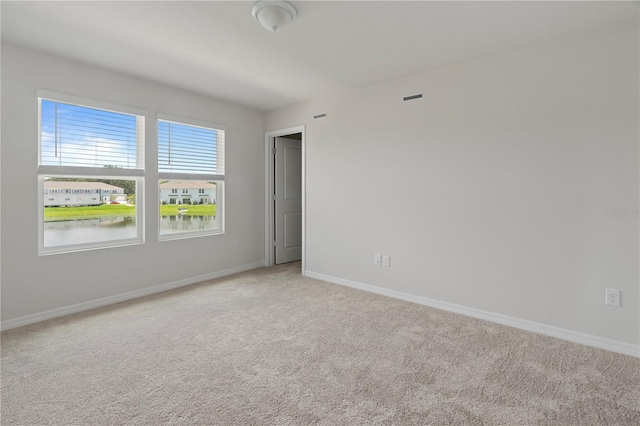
[37, 91, 146, 255]
[38, 175, 145, 256]
[38, 90, 146, 174]
[37, 90, 147, 117]
[157, 113, 226, 241]
[158, 181, 224, 241]
[157, 112, 226, 135]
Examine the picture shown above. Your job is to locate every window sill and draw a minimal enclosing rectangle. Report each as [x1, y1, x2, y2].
[38, 238, 144, 256]
[158, 229, 224, 242]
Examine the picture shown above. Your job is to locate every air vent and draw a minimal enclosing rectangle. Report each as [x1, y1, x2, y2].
[403, 93, 423, 102]
[313, 113, 327, 119]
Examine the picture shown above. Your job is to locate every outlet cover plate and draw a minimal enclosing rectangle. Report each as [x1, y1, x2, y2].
[605, 288, 621, 307]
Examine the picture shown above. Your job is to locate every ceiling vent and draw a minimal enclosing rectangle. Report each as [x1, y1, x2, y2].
[403, 93, 423, 102]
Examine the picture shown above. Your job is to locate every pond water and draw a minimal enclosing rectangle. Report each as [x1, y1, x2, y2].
[44, 215, 218, 247]
[159, 215, 218, 236]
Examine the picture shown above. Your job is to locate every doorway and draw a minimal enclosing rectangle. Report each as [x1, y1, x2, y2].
[264, 126, 305, 271]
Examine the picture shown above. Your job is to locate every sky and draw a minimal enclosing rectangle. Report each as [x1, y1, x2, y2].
[158, 120, 220, 175]
[40, 100, 222, 175]
[40, 100, 138, 169]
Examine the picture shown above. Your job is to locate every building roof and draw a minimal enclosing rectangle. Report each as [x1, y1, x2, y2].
[44, 181, 124, 190]
[159, 181, 216, 189]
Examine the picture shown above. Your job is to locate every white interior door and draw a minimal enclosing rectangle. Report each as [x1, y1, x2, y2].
[275, 136, 302, 264]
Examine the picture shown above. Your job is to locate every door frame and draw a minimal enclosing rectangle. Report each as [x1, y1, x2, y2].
[264, 125, 306, 272]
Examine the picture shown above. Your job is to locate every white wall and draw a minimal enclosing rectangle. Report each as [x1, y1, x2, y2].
[266, 26, 640, 350]
[1, 45, 264, 324]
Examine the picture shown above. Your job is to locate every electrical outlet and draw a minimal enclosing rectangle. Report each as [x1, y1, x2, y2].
[374, 254, 381, 265]
[382, 255, 390, 267]
[233, 241, 239, 250]
[605, 288, 621, 307]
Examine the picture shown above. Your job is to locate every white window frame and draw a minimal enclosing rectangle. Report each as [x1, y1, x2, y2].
[157, 113, 225, 241]
[37, 90, 146, 255]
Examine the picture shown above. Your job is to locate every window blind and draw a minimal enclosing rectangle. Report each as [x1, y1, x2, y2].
[158, 120, 225, 176]
[39, 99, 143, 170]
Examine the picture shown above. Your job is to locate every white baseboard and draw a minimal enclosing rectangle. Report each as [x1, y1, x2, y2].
[305, 270, 640, 358]
[1, 262, 265, 331]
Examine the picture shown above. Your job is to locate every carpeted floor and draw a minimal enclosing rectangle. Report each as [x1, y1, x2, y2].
[1, 262, 639, 425]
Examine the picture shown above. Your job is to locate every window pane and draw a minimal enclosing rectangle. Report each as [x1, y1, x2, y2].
[158, 120, 224, 175]
[43, 178, 137, 248]
[40, 100, 140, 169]
[159, 180, 220, 236]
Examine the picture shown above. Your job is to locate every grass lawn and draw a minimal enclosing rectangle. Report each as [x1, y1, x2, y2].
[160, 204, 217, 216]
[44, 204, 136, 221]
[45, 204, 216, 221]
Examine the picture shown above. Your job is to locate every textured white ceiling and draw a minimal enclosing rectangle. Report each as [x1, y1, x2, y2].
[2, 1, 637, 111]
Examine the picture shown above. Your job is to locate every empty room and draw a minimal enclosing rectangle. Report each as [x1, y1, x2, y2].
[1, 1, 638, 424]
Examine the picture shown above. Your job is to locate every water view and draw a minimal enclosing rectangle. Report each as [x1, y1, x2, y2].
[43, 178, 219, 248]
[44, 217, 137, 247]
[44, 215, 218, 247]
[159, 215, 218, 236]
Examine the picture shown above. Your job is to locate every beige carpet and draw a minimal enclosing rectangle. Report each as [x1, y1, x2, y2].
[2, 262, 638, 425]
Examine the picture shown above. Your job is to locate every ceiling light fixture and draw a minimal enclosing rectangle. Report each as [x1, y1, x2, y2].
[252, 1, 297, 32]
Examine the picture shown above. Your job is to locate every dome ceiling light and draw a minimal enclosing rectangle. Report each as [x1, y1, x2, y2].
[252, 1, 298, 32]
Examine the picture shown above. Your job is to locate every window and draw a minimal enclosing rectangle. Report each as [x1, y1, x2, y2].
[158, 114, 224, 238]
[38, 91, 145, 254]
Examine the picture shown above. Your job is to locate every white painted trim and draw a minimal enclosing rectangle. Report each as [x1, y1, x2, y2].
[38, 166, 145, 177]
[37, 89, 147, 117]
[156, 112, 226, 132]
[305, 270, 640, 358]
[1, 262, 264, 331]
[264, 126, 306, 273]
[38, 176, 146, 256]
